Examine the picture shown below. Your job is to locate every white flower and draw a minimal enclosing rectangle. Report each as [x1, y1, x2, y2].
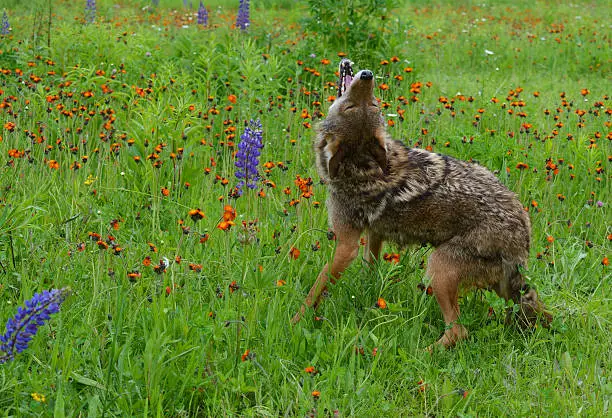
[485, 49, 494, 55]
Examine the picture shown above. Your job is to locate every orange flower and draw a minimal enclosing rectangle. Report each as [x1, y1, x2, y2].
[161, 187, 170, 197]
[304, 366, 317, 374]
[48, 160, 59, 169]
[88, 232, 101, 241]
[289, 247, 300, 260]
[376, 297, 387, 309]
[223, 205, 236, 222]
[516, 162, 529, 170]
[603, 257, 609, 267]
[228, 94, 237, 104]
[189, 263, 202, 272]
[189, 208, 205, 221]
[311, 390, 320, 399]
[217, 220, 235, 231]
[546, 236, 554, 243]
[417, 380, 427, 392]
[241, 349, 250, 361]
[383, 253, 400, 263]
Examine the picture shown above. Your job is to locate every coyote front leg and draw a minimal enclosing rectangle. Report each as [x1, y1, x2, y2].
[292, 224, 361, 324]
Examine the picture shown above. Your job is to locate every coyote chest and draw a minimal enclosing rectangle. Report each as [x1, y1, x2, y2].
[324, 144, 455, 243]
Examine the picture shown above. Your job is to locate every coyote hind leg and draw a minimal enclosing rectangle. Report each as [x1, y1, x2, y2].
[364, 231, 383, 264]
[427, 247, 468, 349]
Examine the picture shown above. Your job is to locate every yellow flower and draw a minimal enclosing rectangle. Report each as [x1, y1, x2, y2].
[84, 174, 97, 186]
[31, 392, 46, 403]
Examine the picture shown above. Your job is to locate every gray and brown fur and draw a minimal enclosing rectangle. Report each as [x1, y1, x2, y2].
[292, 62, 552, 348]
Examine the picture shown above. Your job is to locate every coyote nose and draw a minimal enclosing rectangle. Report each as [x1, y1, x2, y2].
[360, 70, 373, 80]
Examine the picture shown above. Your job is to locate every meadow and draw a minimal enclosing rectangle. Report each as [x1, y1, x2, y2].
[0, 0, 610, 416]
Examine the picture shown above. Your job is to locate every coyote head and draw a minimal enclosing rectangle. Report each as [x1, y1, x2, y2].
[317, 60, 388, 179]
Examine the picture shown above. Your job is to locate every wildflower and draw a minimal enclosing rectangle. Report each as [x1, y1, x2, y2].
[127, 271, 141, 282]
[189, 208, 205, 222]
[312, 390, 321, 399]
[236, 0, 250, 31]
[1, 10, 10, 35]
[417, 380, 427, 392]
[516, 162, 529, 170]
[85, 0, 96, 24]
[1, 288, 69, 364]
[304, 366, 317, 374]
[197, 1, 208, 26]
[376, 297, 387, 309]
[289, 247, 300, 260]
[235, 119, 263, 195]
[31, 393, 46, 403]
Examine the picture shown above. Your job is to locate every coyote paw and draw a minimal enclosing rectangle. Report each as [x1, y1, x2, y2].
[426, 324, 468, 352]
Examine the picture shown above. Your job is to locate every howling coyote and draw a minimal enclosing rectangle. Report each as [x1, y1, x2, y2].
[292, 59, 551, 348]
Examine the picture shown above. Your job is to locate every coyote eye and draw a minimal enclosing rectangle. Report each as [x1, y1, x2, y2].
[343, 104, 356, 111]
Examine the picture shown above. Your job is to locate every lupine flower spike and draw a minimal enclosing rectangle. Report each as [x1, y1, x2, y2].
[197, 1, 208, 26]
[1, 10, 10, 35]
[0, 288, 69, 364]
[85, 0, 96, 24]
[236, 0, 250, 31]
[235, 119, 263, 195]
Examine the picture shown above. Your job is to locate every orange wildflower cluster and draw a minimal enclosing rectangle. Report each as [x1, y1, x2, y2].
[218, 205, 236, 231]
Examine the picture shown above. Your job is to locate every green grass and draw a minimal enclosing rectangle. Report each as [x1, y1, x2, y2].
[0, 0, 610, 416]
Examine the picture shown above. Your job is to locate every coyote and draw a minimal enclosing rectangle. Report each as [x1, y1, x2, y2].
[292, 59, 552, 348]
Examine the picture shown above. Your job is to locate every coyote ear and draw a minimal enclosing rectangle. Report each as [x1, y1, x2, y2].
[326, 141, 345, 178]
[372, 130, 388, 174]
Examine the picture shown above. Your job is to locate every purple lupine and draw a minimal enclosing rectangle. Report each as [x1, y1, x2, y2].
[1, 10, 10, 35]
[235, 0, 250, 31]
[85, 0, 96, 24]
[235, 119, 263, 195]
[0, 288, 69, 364]
[197, 1, 208, 26]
